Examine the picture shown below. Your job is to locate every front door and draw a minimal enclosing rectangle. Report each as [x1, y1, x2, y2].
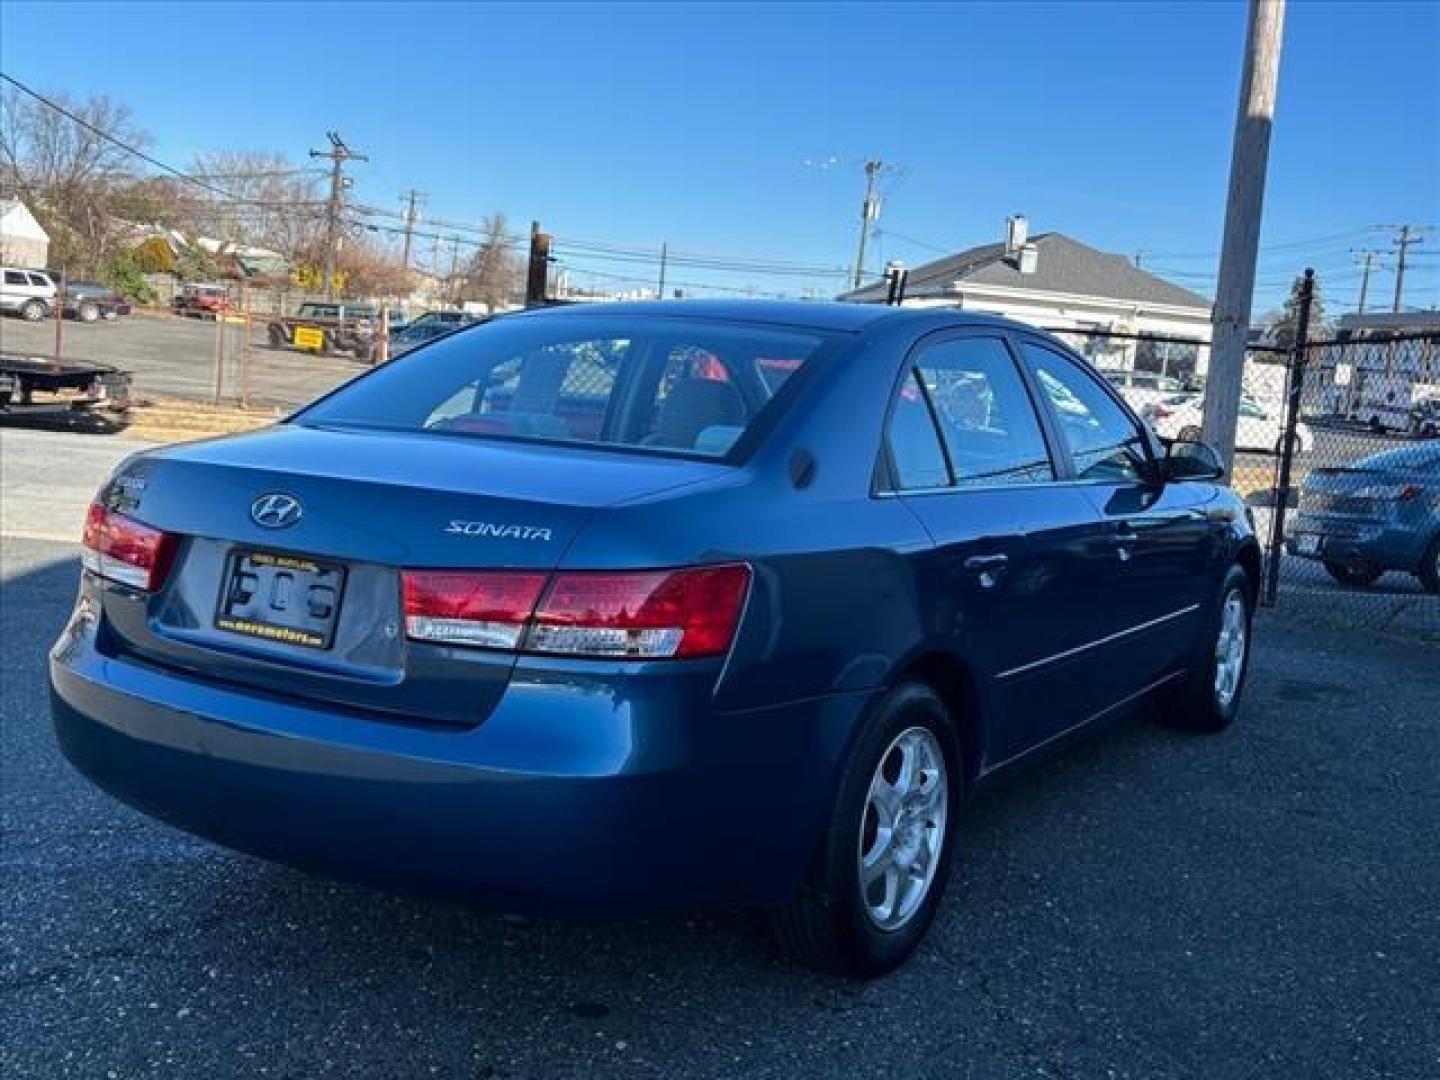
[1015, 338, 1211, 704]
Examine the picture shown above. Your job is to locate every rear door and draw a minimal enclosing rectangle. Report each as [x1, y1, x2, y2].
[1015, 337, 1212, 705]
[884, 331, 1111, 762]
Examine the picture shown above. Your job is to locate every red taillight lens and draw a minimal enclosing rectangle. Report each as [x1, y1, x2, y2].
[81, 501, 177, 591]
[528, 564, 752, 659]
[402, 570, 548, 648]
[1151, 405, 1172, 420]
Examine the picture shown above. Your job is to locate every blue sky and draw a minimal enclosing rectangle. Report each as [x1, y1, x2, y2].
[3, 1, 1436, 311]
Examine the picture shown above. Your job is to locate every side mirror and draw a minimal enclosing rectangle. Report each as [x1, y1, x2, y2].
[1162, 438, 1225, 482]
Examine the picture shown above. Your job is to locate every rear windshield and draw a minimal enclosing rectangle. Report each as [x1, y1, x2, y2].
[299, 313, 834, 459]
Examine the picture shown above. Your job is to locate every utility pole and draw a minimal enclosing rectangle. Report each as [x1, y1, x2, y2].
[1351, 249, 1383, 313]
[851, 159, 884, 291]
[1202, 0, 1287, 474]
[657, 242, 668, 300]
[525, 220, 552, 306]
[1387, 224, 1430, 312]
[399, 189, 426, 271]
[309, 131, 367, 300]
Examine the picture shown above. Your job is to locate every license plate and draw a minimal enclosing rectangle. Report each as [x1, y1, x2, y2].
[215, 550, 345, 649]
[1292, 534, 1321, 556]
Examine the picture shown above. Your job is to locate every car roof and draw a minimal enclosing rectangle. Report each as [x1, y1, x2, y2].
[512, 299, 1028, 336]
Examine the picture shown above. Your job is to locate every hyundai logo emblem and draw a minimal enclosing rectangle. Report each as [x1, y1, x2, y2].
[251, 492, 303, 529]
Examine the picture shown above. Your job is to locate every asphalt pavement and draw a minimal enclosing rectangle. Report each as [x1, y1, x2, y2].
[0, 312, 360, 410]
[2, 428, 1438, 1079]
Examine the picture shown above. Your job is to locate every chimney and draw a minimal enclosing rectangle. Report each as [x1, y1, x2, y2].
[1018, 242, 1039, 275]
[1006, 214, 1029, 254]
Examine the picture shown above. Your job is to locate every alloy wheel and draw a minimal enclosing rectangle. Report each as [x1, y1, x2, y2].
[858, 726, 948, 932]
[1214, 589, 1248, 709]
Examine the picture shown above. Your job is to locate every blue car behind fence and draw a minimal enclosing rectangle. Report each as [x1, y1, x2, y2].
[1287, 442, 1440, 591]
[51, 301, 1261, 975]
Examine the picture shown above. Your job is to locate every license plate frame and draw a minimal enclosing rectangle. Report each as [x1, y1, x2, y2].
[215, 549, 346, 650]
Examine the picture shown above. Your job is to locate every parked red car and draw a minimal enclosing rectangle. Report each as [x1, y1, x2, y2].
[171, 283, 233, 319]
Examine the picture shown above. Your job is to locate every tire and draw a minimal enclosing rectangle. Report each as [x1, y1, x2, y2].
[1157, 563, 1253, 733]
[769, 683, 960, 978]
[1178, 425, 1202, 442]
[101, 308, 119, 321]
[1324, 560, 1382, 589]
[20, 299, 46, 322]
[77, 301, 100, 323]
[1418, 536, 1440, 595]
[267, 325, 286, 349]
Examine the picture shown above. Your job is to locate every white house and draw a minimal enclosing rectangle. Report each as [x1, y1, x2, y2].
[841, 217, 1215, 380]
[0, 198, 50, 268]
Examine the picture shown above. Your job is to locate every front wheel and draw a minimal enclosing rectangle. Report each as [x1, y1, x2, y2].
[1157, 564, 1253, 733]
[769, 683, 959, 978]
[20, 299, 46, 321]
[77, 301, 100, 323]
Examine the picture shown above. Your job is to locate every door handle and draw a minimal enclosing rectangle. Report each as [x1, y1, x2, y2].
[963, 554, 1010, 572]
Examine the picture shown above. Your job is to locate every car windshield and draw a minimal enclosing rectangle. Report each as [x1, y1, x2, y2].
[300, 313, 835, 459]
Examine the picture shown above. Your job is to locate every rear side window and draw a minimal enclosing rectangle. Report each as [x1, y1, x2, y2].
[914, 337, 1053, 487]
[4, 270, 27, 285]
[886, 370, 950, 490]
[300, 314, 832, 459]
[1019, 342, 1151, 482]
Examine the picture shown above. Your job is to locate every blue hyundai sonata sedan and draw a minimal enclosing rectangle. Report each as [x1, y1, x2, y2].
[51, 301, 1260, 975]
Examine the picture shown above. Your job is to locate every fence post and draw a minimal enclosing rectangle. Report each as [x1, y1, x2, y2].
[53, 276, 65, 359]
[1264, 266, 1315, 606]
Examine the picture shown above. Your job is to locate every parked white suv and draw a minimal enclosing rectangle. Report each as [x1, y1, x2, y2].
[1, 267, 57, 321]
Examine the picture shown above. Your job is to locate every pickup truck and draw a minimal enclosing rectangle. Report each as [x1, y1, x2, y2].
[172, 283, 233, 319]
[267, 302, 379, 362]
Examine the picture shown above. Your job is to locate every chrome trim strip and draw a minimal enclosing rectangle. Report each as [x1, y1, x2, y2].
[997, 604, 1201, 680]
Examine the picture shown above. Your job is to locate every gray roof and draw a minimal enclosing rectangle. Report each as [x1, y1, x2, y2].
[842, 232, 1211, 311]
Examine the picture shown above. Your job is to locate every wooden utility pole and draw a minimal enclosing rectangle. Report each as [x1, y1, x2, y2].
[309, 132, 367, 300]
[1202, 0, 1287, 473]
[1389, 224, 1427, 312]
[657, 242, 668, 300]
[1351, 249, 1383, 313]
[851, 160, 884, 291]
[399, 189, 426, 271]
[525, 221, 552, 306]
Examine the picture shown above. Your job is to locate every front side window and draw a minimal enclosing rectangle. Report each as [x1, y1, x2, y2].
[914, 337, 1053, 487]
[300, 315, 831, 459]
[1020, 341, 1151, 482]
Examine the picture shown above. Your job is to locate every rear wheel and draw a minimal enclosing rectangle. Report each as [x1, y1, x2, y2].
[20, 299, 46, 321]
[267, 324, 286, 349]
[1324, 560, 1382, 588]
[1418, 536, 1440, 595]
[769, 683, 959, 978]
[77, 301, 100, 323]
[1158, 564, 1253, 733]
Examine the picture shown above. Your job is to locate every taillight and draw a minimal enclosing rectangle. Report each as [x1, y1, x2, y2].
[402, 570, 547, 648]
[528, 564, 751, 659]
[81, 501, 177, 591]
[1151, 405, 1173, 420]
[400, 564, 752, 660]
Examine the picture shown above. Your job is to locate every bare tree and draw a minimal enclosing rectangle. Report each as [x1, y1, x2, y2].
[0, 86, 149, 271]
[461, 214, 522, 311]
[187, 150, 325, 260]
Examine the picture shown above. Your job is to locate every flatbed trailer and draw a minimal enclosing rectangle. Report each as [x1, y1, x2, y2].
[0, 352, 133, 417]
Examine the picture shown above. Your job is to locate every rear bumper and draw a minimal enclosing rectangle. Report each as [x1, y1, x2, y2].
[50, 613, 870, 914]
[1285, 511, 1427, 571]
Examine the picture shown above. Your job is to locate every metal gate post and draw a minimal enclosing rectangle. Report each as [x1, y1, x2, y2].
[1264, 267, 1315, 605]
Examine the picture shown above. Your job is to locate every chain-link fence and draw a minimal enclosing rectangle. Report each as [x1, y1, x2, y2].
[1056, 324, 1440, 637]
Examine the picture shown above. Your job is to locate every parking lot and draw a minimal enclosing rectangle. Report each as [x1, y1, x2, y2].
[1, 426, 1437, 1078]
[0, 312, 362, 410]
